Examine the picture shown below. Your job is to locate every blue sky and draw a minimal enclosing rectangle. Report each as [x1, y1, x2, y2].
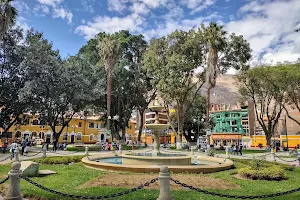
[14, 0, 300, 66]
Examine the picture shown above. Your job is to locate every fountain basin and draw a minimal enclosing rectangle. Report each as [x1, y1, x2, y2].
[82, 154, 234, 173]
[122, 153, 191, 165]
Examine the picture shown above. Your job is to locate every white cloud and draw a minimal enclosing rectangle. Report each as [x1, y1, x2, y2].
[35, 0, 73, 24]
[182, 0, 217, 14]
[37, 0, 64, 7]
[75, 14, 144, 39]
[53, 7, 73, 24]
[107, 0, 129, 13]
[12, 1, 30, 14]
[81, 0, 95, 13]
[226, 0, 300, 63]
[34, 5, 50, 16]
[142, 13, 221, 40]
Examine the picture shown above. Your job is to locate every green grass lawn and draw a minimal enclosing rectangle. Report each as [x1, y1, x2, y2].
[1, 158, 300, 199]
[215, 149, 268, 154]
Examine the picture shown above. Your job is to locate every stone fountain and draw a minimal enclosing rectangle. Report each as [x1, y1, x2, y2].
[145, 97, 169, 155]
[81, 98, 234, 173]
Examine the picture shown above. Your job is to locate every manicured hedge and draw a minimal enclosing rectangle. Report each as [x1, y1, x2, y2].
[32, 155, 85, 164]
[66, 145, 102, 151]
[238, 166, 285, 180]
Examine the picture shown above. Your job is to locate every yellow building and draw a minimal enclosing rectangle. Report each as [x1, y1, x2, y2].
[1, 114, 109, 144]
[251, 135, 300, 148]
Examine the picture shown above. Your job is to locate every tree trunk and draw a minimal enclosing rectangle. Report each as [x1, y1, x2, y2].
[121, 125, 126, 144]
[137, 109, 144, 142]
[176, 105, 184, 149]
[266, 132, 272, 146]
[206, 86, 211, 129]
[107, 72, 112, 129]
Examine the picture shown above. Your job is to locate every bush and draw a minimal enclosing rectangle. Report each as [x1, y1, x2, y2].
[66, 146, 102, 152]
[32, 155, 85, 165]
[207, 149, 215, 157]
[238, 166, 285, 180]
[122, 145, 145, 150]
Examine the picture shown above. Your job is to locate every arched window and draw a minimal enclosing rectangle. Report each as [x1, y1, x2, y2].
[77, 133, 82, 141]
[89, 134, 94, 141]
[15, 131, 21, 138]
[32, 119, 39, 125]
[63, 132, 68, 141]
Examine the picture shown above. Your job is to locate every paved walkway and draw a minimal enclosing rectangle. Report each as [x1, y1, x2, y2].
[0, 146, 154, 165]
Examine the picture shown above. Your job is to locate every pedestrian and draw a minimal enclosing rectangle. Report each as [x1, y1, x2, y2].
[239, 143, 243, 155]
[235, 144, 239, 155]
[10, 141, 17, 159]
[52, 139, 57, 152]
[21, 140, 26, 155]
[297, 151, 300, 166]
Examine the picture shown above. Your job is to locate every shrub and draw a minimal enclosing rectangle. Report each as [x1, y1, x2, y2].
[32, 155, 85, 165]
[66, 146, 102, 151]
[207, 149, 215, 157]
[238, 166, 285, 180]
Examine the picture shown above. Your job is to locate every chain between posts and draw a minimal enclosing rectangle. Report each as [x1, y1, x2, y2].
[171, 178, 300, 199]
[21, 176, 158, 199]
[25, 150, 43, 157]
[274, 154, 299, 162]
[0, 156, 11, 162]
[0, 176, 9, 185]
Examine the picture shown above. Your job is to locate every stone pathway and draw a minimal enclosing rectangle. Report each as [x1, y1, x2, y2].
[0, 146, 154, 165]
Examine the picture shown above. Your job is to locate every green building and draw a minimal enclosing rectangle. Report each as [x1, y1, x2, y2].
[210, 109, 249, 135]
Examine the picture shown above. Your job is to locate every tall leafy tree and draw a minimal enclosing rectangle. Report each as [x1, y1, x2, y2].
[277, 63, 300, 126]
[20, 30, 96, 140]
[0, 27, 25, 133]
[0, 0, 17, 41]
[143, 30, 205, 149]
[98, 35, 121, 129]
[236, 66, 287, 146]
[169, 95, 207, 142]
[201, 22, 252, 130]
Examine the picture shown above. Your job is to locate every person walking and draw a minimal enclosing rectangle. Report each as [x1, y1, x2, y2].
[239, 143, 243, 156]
[52, 139, 57, 152]
[21, 140, 26, 155]
[10, 141, 17, 160]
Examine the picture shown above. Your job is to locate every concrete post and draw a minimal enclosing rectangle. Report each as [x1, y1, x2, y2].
[157, 165, 173, 200]
[271, 150, 276, 161]
[13, 147, 20, 162]
[84, 146, 89, 156]
[42, 145, 47, 158]
[119, 144, 122, 155]
[4, 161, 22, 200]
[225, 146, 229, 158]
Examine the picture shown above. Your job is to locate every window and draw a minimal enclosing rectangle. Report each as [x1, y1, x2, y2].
[78, 122, 82, 127]
[232, 120, 237, 125]
[63, 132, 68, 140]
[89, 122, 94, 128]
[89, 134, 94, 141]
[32, 119, 39, 125]
[77, 133, 82, 141]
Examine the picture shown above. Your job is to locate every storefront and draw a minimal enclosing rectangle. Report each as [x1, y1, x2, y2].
[211, 133, 242, 146]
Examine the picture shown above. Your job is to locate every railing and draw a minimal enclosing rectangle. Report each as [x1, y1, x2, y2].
[2, 149, 300, 199]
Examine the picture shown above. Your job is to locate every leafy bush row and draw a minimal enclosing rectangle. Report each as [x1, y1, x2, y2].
[66, 146, 102, 151]
[238, 166, 285, 180]
[32, 156, 85, 164]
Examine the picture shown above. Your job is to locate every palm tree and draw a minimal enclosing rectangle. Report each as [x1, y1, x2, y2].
[202, 22, 227, 132]
[0, 0, 17, 40]
[98, 36, 120, 129]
